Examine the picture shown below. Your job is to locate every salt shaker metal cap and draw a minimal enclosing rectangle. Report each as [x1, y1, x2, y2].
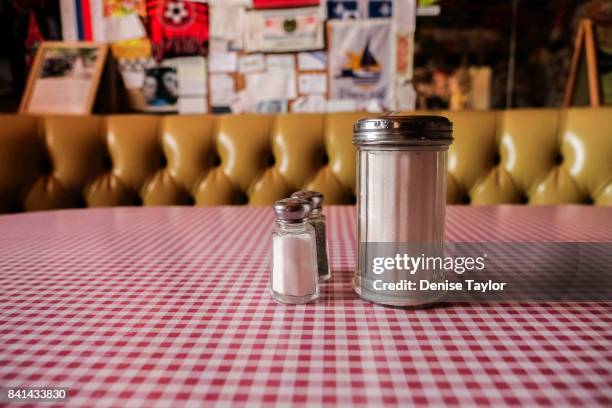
[273, 198, 311, 223]
[354, 114, 453, 146]
[291, 191, 323, 210]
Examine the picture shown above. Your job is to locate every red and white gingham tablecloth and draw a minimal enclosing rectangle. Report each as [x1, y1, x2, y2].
[1, 206, 611, 407]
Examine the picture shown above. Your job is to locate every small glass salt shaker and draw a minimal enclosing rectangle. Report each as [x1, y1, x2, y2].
[270, 198, 319, 304]
[291, 191, 331, 282]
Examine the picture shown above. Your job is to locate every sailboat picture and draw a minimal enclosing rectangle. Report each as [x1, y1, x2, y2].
[329, 19, 392, 109]
[338, 38, 383, 85]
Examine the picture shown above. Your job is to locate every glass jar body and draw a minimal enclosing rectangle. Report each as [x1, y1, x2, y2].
[353, 144, 449, 306]
[270, 221, 319, 304]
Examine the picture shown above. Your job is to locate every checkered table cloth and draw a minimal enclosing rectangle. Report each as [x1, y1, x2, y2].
[1, 206, 611, 407]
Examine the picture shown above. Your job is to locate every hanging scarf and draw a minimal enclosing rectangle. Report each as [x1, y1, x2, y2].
[146, 0, 209, 61]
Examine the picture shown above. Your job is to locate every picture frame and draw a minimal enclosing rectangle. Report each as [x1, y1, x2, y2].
[19, 41, 108, 114]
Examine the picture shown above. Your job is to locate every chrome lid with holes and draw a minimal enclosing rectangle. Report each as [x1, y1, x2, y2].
[353, 114, 453, 146]
[291, 191, 324, 210]
[273, 198, 311, 223]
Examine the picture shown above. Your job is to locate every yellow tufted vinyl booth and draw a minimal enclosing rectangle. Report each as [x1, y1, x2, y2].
[0, 108, 611, 213]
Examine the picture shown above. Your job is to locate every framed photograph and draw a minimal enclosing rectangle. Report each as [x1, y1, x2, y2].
[19, 42, 108, 114]
[142, 66, 179, 112]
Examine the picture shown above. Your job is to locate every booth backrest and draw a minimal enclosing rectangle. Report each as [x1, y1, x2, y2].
[0, 108, 611, 213]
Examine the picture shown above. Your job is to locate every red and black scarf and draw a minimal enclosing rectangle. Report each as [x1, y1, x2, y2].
[146, 0, 208, 61]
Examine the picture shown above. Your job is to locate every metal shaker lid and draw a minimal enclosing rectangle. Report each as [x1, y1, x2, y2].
[273, 198, 311, 222]
[353, 113, 453, 146]
[291, 191, 323, 210]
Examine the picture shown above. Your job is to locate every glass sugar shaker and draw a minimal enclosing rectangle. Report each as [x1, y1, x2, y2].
[291, 191, 331, 282]
[352, 114, 454, 307]
[270, 198, 320, 304]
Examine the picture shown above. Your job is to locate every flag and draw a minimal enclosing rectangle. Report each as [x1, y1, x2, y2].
[327, 1, 359, 19]
[327, 0, 392, 19]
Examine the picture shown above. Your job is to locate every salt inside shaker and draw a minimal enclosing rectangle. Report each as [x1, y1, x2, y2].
[291, 191, 331, 282]
[270, 198, 320, 304]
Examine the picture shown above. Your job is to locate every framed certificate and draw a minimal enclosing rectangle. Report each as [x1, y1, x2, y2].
[19, 42, 108, 114]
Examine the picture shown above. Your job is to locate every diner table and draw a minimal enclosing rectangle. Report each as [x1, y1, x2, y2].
[1, 205, 611, 407]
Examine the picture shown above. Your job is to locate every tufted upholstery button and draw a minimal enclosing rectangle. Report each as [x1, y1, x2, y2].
[461, 194, 471, 204]
[75, 196, 87, 208]
[492, 153, 501, 166]
[40, 154, 53, 175]
[264, 152, 276, 167]
[348, 194, 357, 204]
[159, 155, 167, 168]
[518, 194, 529, 204]
[321, 152, 330, 166]
[211, 154, 221, 167]
[9, 203, 22, 213]
[584, 196, 594, 205]
[554, 153, 563, 165]
[101, 153, 113, 171]
[236, 192, 249, 205]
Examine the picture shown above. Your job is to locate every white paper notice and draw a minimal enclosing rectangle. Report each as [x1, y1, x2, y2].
[298, 73, 327, 94]
[365, 98, 384, 112]
[209, 51, 238, 73]
[266, 54, 295, 71]
[393, 0, 417, 33]
[396, 81, 416, 110]
[326, 99, 357, 112]
[210, 74, 236, 106]
[245, 7, 324, 52]
[28, 77, 92, 114]
[285, 71, 298, 99]
[246, 71, 297, 101]
[239, 54, 265, 73]
[122, 71, 145, 90]
[230, 90, 250, 113]
[179, 97, 207, 114]
[104, 13, 146, 43]
[291, 95, 326, 112]
[164, 57, 207, 96]
[210, 5, 246, 50]
[297, 51, 327, 71]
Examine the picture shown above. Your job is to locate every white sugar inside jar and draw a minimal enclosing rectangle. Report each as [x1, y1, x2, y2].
[353, 114, 453, 307]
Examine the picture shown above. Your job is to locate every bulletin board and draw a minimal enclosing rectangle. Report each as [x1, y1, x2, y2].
[57, 0, 417, 114]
